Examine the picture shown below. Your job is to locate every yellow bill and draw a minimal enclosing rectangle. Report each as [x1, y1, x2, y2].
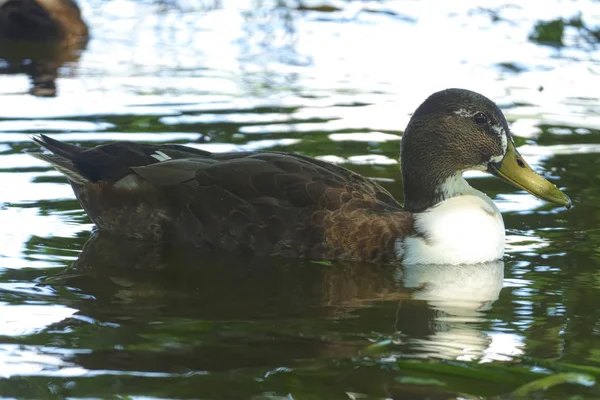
[488, 140, 571, 208]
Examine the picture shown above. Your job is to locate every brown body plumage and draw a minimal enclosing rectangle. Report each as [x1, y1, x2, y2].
[31, 135, 413, 263]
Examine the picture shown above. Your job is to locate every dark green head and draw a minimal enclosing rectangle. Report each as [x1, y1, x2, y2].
[400, 88, 570, 212]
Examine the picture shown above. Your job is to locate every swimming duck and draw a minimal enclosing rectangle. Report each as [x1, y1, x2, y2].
[30, 89, 571, 265]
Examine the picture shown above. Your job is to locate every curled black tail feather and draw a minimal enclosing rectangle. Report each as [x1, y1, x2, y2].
[32, 134, 84, 159]
[29, 135, 88, 183]
[30, 134, 163, 182]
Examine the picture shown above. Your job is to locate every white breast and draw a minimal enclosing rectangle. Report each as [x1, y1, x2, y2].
[398, 190, 505, 265]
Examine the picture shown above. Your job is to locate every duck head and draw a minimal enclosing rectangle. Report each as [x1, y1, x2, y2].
[400, 88, 571, 212]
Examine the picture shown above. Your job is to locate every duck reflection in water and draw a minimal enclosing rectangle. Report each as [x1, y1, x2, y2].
[0, 0, 89, 96]
[46, 232, 506, 371]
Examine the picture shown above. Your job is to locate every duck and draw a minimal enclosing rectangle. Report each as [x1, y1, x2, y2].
[29, 89, 571, 265]
[0, 0, 89, 45]
[0, 0, 89, 96]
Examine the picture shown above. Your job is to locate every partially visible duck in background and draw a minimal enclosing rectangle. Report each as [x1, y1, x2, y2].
[0, 0, 88, 43]
[0, 0, 89, 96]
[29, 89, 571, 265]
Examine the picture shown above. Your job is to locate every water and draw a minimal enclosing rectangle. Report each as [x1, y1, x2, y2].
[1, 0, 600, 398]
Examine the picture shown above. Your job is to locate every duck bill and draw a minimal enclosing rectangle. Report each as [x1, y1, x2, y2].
[488, 140, 571, 208]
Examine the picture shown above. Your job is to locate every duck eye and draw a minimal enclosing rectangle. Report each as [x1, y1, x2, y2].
[473, 112, 488, 125]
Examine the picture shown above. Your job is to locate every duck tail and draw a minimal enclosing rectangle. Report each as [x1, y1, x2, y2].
[29, 134, 88, 184]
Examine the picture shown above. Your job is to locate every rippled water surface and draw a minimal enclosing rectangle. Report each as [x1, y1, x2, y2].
[1, 0, 600, 398]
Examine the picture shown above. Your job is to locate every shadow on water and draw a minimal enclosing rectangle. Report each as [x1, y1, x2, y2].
[0, 0, 89, 97]
[39, 232, 504, 377]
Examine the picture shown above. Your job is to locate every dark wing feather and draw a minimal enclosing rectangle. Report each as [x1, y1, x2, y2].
[74, 142, 165, 181]
[131, 159, 205, 186]
[149, 151, 411, 262]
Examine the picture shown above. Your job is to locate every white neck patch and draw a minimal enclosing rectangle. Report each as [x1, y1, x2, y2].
[398, 180, 505, 265]
[437, 173, 472, 200]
